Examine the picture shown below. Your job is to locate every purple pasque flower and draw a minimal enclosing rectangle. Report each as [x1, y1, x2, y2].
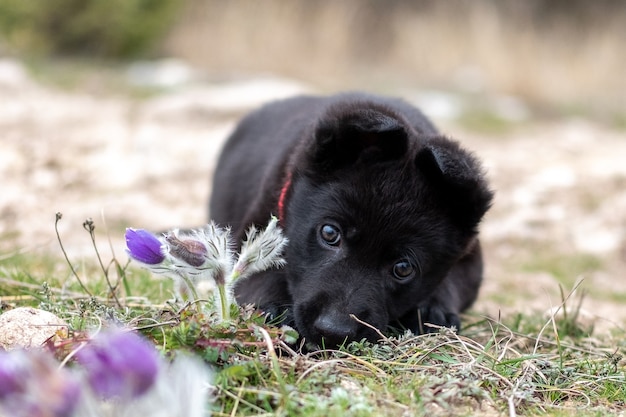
[125, 228, 165, 265]
[125, 217, 287, 322]
[76, 329, 160, 400]
[0, 349, 81, 417]
[0, 351, 22, 398]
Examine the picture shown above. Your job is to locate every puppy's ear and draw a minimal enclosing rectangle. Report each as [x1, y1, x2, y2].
[309, 108, 409, 171]
[416, 138, 493, 231]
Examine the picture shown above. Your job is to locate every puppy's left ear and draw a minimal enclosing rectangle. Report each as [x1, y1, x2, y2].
[416, 137, 493, 232]
[309, 108, 409, 172]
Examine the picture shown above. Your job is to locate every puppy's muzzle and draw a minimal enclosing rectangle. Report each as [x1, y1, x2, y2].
[312, 311, 357, 347]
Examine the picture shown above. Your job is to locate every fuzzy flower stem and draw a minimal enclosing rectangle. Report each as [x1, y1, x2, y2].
[232, 216, 287, 282]
[217, 284, 230, 322]
[228, 269, 241, 283]
[177, 272, 200, 307]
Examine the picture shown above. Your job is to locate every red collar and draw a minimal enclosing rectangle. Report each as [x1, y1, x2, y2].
[277, 172, 292, 223]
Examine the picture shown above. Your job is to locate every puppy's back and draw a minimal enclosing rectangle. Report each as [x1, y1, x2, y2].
[210, 96, 321, 235]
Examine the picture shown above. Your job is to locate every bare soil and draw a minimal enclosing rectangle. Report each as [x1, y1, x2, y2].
[1, 59, 624, 334]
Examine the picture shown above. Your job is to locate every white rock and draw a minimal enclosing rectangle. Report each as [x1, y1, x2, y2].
[0, 307, 68, 350]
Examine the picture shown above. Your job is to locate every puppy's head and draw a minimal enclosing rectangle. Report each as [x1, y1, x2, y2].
[283, 100, 492, 348]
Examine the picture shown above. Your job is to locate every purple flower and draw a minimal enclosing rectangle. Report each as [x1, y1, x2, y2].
[125, 228, 165, 265]
[0, 350, 81, 417]
[0, 351, 22, 399]
[76, 329, 160, 400]
[44, 374, 81, 417]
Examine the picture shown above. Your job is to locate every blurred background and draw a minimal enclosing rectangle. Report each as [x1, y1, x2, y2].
[169, 0, 626, 115]
[1, 0, 625, 116]
[1, 0, 625, 328]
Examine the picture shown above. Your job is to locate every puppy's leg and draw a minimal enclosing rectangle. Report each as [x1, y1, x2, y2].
[234, 270, 295, 326]
[401, 239, 484, 334]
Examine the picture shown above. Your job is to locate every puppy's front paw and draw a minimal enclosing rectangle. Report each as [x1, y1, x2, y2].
[260, 303, 295, 328]
[416, 305, 460, 334]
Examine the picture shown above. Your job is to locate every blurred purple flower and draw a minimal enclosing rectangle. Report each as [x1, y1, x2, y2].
[0, 350, 81, 417]
[0, 351, 22, 399]
[76, 329, 160, 400]
[125, 228, 165, 265]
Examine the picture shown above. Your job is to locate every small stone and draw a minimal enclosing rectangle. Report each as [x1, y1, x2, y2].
[0, 307, 67, 350]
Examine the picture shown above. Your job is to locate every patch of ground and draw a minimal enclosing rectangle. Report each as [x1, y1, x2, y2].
[1, 59, 624, 334]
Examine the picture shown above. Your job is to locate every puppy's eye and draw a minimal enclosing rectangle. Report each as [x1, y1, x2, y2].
[392, 260, 414, 281]
[320, 224, 341, 246]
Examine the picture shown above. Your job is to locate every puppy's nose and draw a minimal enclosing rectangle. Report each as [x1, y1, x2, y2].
[313, 314, 356, 347]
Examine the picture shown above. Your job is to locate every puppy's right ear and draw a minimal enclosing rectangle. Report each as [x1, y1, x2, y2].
[307, 107, 409, 172]
[416, 137, 493, 232]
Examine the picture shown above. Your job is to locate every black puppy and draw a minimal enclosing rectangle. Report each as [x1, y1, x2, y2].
[210, 92, 493, 347]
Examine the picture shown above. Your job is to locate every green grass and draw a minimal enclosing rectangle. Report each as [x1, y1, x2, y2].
[1, 220, 624, 416]
[0, 0, 183, 59]
[456, 109, 523, 135]
[522, 253, 603, 286]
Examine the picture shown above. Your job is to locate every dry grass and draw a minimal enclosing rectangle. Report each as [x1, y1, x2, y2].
[1, 211, 624, 416]
[3, 258, 624, 417]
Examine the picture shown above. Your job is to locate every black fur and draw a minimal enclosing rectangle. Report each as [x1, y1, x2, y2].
[210, 92, 493, 348]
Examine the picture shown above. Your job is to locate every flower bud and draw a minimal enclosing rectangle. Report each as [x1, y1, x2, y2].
[165, 234, 208, 267]
[125, 228, 165, 265]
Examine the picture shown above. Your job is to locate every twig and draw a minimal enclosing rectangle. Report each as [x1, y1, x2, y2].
[54, 212, 92, 297]
[0, 277, 84, 298]
[217, 385, 271, 415]
[295, 359, 345, 384]
[478, 314, 602, 356]
[507, 389, 517, 417]
[349, 313, 396, 346]
[533, 279, 585, 356]
[101, 211, 133, 298]
[255, 325, 288, 397]
[83, 218, 122, 308]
